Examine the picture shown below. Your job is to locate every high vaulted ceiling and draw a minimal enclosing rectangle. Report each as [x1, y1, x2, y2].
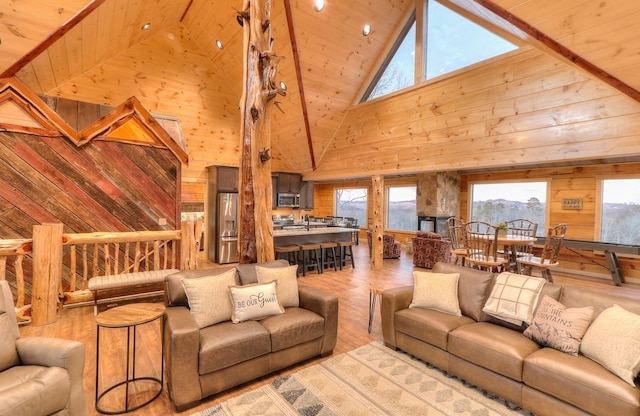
[2, 0, 640, 177]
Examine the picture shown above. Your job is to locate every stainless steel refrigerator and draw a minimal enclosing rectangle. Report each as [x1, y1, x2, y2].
[216, 192, 238, 263]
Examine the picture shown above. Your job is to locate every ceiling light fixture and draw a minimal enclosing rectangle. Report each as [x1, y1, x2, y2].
[314, 0, 325, 12]
[141, 23, 151, 30]
[216, 40, 224, 49]
[362, 24, 372, 36]
[279, 81, 287, 91]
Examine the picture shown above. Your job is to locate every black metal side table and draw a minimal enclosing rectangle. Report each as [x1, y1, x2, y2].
[95, 303, 165, 414]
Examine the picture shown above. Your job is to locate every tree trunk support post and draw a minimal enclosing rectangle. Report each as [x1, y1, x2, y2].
[31, 223, 63, 326]
[371, 175, 384, 270]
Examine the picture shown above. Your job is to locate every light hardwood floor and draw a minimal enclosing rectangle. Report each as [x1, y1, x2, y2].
[18, 244, 640, 415]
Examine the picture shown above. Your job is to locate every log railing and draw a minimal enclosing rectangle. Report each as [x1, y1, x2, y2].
[0, 238, 33, 322]
[0, 220, 202, 325]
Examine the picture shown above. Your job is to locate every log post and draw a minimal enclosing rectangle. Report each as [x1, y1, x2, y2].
[180, 220, 200, 270]
[238, 0, 284, 264]
[371, 175, 384, 270]
[31, 223, 63, 326]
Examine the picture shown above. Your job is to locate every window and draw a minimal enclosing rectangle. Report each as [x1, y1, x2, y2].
[470, 181, 547, 237]
[335, 188, 367, 228]
[600, 179, 640, 244]
[386, 186, 417, 231]
[364, 0, 517, 101]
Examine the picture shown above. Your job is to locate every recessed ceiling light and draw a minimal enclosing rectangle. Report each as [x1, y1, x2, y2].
[362, 24, 372, 36]
[141, 23, 151, 30]
[314, 0, 325, 12]
[279, 81, 287, 91]
[216, 40, 224, 49]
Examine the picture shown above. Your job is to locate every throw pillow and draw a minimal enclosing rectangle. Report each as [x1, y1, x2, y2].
[409, 271, 461, 316]
[523, 295, 594, 356]
[229, 281, 285, 323]
[482, 272, 546, 326]
[181, 268, 237, 329]
[256, 265, 299, 308]
[580, 304, 640, 386]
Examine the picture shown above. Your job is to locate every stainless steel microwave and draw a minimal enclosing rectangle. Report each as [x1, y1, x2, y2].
[277, 193, 300, 208]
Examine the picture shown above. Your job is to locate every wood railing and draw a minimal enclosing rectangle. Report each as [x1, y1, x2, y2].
[0, 220, 202, 325]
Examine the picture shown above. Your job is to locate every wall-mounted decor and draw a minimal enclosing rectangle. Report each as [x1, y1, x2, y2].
[562, 198, 583, 210]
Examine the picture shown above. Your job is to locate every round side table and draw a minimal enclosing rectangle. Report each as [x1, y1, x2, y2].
[95, 303, 165, 414]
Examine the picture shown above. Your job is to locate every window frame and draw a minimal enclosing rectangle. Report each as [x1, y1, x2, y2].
[334, 187, 368, 228]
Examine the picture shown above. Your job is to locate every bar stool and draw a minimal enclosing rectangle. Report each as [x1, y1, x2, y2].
[337, 240, 355, 269]
[320, 242, 338, 272]
[274, 245, 301, 276]
[299, 243, 322, 276]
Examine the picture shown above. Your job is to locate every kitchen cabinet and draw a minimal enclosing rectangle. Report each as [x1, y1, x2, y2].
[300, 181, 314, 210]
[216, 166, 239, 192]
[271, 174, 278, 209]
[276, 172, 301, 194]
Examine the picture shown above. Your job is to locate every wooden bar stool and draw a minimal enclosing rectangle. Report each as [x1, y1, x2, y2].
[274, 245, 301, 276]
[320, 242, 338, 272]
[337, 240, 355, 269]
[299, 243, 322, 276]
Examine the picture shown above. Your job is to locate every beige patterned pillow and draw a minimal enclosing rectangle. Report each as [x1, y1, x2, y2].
[523, 295, 593, 356]
[256, 265, 299, 307]
[229, 281, 285, 323]
[409, 271, 461, 316]
[181, 268, 237, 329]
[580, 304, 640, 386]
[483, 272, 546, 326]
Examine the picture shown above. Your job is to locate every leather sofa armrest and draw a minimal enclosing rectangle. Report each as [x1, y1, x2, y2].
[164, 306, 202, 411]
[298, 284, 338, 356]
[16, 337, 86, 416]
[381, 286, 413, 349]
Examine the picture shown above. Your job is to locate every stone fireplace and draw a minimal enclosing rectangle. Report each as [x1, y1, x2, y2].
[416, 172, 460, 236]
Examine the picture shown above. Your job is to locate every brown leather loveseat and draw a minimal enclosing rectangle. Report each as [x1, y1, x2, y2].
[163, 260, 339, 411]
[382, 262, 640, 416]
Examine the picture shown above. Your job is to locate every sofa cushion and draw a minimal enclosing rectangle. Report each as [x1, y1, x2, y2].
[236, 259, 290, 285]
[409, 271, 461, 316]
[0, 315, 19, 372]
[580, 304, 640, 386]
[483, 272, 545, 326]
[260, 308, 325, 352]
[0, 365, 70, 416]
[229, 281, 284, 323]
[181, 269, 237, 328]
[523, 347, 640, 416]
[395, 308, 475, 350]
[448, 322, 541, 381]
[432, 262, 494, 322]
[256, 265, 299, 307]
[523, 295, 593, 356]
[198, 320, 271, 374]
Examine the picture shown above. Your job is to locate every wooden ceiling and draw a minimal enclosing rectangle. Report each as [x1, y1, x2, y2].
[1, 0, 640, 176]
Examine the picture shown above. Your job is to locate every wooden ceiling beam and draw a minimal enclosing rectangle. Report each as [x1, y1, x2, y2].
[471, 0, 640, 103]
[283, 0, 316, 171]
[0, 0, 108, 79]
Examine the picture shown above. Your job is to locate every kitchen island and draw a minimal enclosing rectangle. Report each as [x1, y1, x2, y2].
[273, 227, 354, 246]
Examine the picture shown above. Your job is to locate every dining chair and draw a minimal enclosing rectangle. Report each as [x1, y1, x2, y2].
[505, 218, 539, 267]
[516, 223, 567, 282]
[446, 216, 467, 266]
[463, 221, 508, 272]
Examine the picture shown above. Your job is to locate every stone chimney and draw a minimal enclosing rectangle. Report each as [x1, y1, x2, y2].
[416, 172, 460, 217]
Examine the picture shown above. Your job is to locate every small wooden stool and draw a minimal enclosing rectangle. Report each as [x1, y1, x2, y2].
[299, 243, 322, 276]
[320, 242, 338, 272]
[275, 245, 301, 276]
[337, 240, 355, 269]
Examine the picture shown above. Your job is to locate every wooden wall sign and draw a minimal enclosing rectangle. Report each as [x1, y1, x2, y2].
[562, 198, 583, 210]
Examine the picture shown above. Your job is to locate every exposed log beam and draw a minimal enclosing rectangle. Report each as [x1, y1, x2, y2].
[470, 0, 640, 103]
[283, 0, 316, 170]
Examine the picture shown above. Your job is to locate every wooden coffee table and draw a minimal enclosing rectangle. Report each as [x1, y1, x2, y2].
[95, 303, 165, 414]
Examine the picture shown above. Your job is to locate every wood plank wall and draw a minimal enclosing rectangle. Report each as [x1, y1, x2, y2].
[0, 129, 181, 299]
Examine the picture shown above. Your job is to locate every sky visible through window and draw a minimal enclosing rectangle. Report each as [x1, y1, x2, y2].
[367, 0, 517, 100]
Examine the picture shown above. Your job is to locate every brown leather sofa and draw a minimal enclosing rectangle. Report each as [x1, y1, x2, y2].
[0, 280, 86, 416]
[382, 262, 640, 416]
[163, 260, 339, 411]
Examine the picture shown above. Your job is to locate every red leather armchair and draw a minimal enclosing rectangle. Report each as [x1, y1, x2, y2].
[412, 231, 452, 268]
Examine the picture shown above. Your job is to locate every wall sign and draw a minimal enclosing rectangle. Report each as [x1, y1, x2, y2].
[562, 198, 583, 210]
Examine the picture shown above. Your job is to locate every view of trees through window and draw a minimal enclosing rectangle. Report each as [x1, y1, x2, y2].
[335, 188, 367, 228]
[601, 179, 640, 244]
[470, 182, 547, 237]
[387, 186, 417, 231]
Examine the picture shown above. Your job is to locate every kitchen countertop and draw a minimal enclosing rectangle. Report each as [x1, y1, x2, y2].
[273, 227, 353, 237]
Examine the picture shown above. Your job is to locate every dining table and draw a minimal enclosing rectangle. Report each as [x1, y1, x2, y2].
[496, 233, 537, 272]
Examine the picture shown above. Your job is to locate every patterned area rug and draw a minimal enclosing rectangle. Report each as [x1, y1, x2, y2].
[192, 342, 532, 416]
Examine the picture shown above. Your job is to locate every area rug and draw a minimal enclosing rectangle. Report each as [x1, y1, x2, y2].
[192, 341, 532, 416]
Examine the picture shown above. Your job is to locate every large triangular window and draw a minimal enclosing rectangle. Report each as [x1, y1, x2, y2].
[364, 0, 517, 101]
